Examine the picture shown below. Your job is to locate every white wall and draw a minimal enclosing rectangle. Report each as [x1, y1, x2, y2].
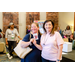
[19, 12, 26, 38]
[58, 12, 74, 32]
[0, 12, 3, 31]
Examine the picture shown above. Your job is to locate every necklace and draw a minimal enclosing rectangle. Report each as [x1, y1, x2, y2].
[43, 33, 50, 45]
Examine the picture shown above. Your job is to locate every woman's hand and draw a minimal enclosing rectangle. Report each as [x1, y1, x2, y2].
[56, 60, 60, 62]
[6, 41, 8, 45]
[33, 39, 36, 45]
[30, 38, 34, 43]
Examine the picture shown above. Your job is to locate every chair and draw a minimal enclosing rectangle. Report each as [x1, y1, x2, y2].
[72, 40, 75, 49]
[0, 42, 6, 53]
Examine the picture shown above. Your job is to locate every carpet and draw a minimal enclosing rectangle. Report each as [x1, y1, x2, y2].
[0, 53, 21, 62]
[0, 53, 75, 62]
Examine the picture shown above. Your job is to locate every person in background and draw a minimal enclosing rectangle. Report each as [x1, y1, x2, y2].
[5, 22, 22, 59]
[26, 25, 31, 34]
[21, 22, 41, 62]
[32, 20, 64, 62]
[69, 33, 74, 42]
[63, 25, 72, 42]
[57, 26, 63, 37]
[0, 29, 5, 35]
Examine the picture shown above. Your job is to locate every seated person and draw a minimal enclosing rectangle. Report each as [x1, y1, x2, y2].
[69, 33, 74, 42]
[63, 25, 72, 42]
[0, 29, 5, 35]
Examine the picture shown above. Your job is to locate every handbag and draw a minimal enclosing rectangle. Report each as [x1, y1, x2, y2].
[0, 34, 2, 38]
[14, 33, 32, 59]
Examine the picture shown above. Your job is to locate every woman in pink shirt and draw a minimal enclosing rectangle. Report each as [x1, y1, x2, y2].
[33, 20, 64, 62]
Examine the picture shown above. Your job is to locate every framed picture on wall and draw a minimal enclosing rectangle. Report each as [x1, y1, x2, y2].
[34, 20, 45, 34]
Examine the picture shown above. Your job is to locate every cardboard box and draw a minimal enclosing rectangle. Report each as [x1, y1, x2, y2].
[63, 38, 68, 42]
[62, 42, 72, 52]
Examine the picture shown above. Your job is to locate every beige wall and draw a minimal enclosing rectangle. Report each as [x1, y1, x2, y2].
[0, 12, 3, 31]
[19, 12, 46, 38]
[19, 12, 26, 38]
[58, 12, 74, 32]
[40, 12, 46, 20]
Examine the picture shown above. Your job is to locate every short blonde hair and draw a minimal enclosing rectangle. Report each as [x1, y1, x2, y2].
[31, 22, 41, 35]
[31, 22, 39, 27]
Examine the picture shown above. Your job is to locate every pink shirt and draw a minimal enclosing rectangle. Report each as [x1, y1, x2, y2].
[41, 32, 64, 61]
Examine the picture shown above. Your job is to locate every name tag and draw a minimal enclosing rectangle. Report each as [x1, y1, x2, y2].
[11, 34, 15, 39]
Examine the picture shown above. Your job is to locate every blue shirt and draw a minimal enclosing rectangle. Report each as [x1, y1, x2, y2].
[21, 33, 42, 62]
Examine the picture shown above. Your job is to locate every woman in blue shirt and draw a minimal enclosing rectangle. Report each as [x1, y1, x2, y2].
[21, 22, 42, 62]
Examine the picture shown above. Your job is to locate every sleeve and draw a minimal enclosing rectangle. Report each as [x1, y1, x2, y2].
[0, 29, 2, 32]
[15, 29, 19, 36]
[22, 34, 30, 42]
[63, 30, 66, 35]
[67, 30, 72, 36]
[56, 32, 64, 46]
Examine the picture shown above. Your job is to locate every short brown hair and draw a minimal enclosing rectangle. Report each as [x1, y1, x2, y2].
[43, 20, 56, 35]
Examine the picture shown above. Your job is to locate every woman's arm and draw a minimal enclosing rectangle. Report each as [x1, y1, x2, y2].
[33, 39, 42, 50]
[21, 39, 34, 48]
[5, 38, 8, 45]
[56, 32, 64, 62]
[21, 41, 30, 48]
[5, 29, 8, 45]
[15, 29, 22, 40]
[57, 44, 63, 62]
[35, 44, 42, 50]
[18, 36, 22, 40]
[1, 32, 5, 35]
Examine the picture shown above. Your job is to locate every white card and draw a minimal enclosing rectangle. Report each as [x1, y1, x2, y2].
[33, 33, 38, 40]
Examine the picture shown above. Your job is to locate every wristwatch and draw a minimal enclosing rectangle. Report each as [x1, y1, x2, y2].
[57, 59, 61, 62]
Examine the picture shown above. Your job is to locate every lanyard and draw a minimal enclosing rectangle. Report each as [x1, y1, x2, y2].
[11, 30, 14, 34]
